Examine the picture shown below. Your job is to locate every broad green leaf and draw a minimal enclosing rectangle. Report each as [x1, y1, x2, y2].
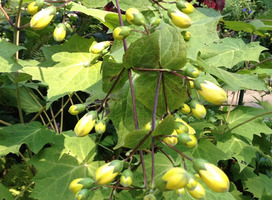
[124, 130, 151, 149]
[135, 72, 187, 115]
[113, 0, 153, 11]
[152, 115, 175, 136]
[0, 183, 13, 200]
[253, 133, 272, 156]
[123, 22, 188, 70]
[200, 38, 267, 68]
[70, 2, 123, 30]
[226, 106, 272, 140]
[0, 40, 25, 72]
[197, 58, 267, 91]
[82, 0, 111, 8]
[0, 122, 56, 156]
[22, 36, 102, 102]
[102, 61, 127, 93]
[217, 135, 258, 171]
[224, 21, 256, 33]
[187, 8, 221, 60]
[29, 134, 99, 200]
[192, 140, 230, 165]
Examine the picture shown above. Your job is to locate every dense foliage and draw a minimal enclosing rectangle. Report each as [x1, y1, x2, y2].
[0, 0, 272, 199]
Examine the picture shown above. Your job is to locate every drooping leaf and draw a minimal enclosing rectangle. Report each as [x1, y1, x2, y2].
[0, 122, 56, 156]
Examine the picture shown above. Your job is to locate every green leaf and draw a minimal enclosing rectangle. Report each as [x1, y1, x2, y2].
[81, 0, 111, 8]
[224, 21, 256, 33]
[70, 2, 123, 30]
[22, 36, 102, 102]
[197, 58, 267, 91]
[152, 115, 175, 136]
[0, 40, 25, 72]
[200, 38, 267, 68]
[29, 133, 99, 200]
[102, 61, 127, 93]
[192, 140, 230, 165]
[0, 183, 13, 200]
[186, 8, 221, 60]
[124, 130, 151, 149]
[113, 0, 153, 11]
[0, 122, 56, 156]
[226, 106, 272, 140]
[123, 22, 188, 70]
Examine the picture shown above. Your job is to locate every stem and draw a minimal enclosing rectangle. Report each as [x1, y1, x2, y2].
[115, 0, 128, 51]
[152, 0, 168, 10]
[14, 182, 34, 200]
[56, 0, 73, 9]
[60, 97, 64, 133]
[96, 68, 125, 112]
[50, 107, 59, 133]
[229, 111, 272, 131]
[155, 144, 174, 165]
[132, 68, 169, 72]
[0, 119, 11, 126]
[161, 74, 169, 113]
[0, 4, 14, 28]
[248, 56, 272, 69]
[128, 69, 139, 129]
[140, 150, 149, 190]
[14, 0, 23, 61]
[143, 24, 150, 35]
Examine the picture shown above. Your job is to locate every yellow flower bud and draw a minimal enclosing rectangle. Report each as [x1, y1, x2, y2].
[120, 169, 133, 187]
[27, 0, 44, 15]
[74, 111, 97, 137]
[193, 159, 230, 193]
[187, 182, 206, 199]
[185, 174, 198, 190]
[185, 66, 199, 78]
[69, 178, 94, 194]
[177, 133, 198, 148]
[175, 118, 195, 134]
[30, 6, 56, 30]
[53, 23, 66, 42]
[68, 104, 85, 115]
[143, 194, 156, 200]
[168, 9, 191, 28]
[90, 41, 111, 54]
[190, 100, 206, 119]
[156, 167, 189, 191]
[163, 130, 178, 146]
[195, 80, 227, 105]
[94, 160, 123, 185]
[176, 1, 194, 14]
[75, 189, 91, 200]
[95, 120, 106, 134]
[113, 26, 131, 40]
[180, 103, 191, 114]
[125, 8, 145, 26]
[175, 188, 186, 196]
[181, 31, 191, 41]
[144, 121, 152, 131]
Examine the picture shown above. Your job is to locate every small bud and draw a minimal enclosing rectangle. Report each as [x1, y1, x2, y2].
[177, 133, 198, 148]
[181, 31, 191, 41]
[176, 1, 194, 14]
[149, 17, 161, 26]
[53, 23, 66, 42]
[175, 118, 195, 134]
[27, 0, 44, 15]
[69, 178, 94, 194]
[168, 9, 191, 29]
[163, 130, 178, 146]
[175, 188, 186, 196]
[175, 122, 189, 134]
[30, 6, 56, 30]
[120, 169, 133, 187]
[68, 104, 86, 115]
[90, 41, 111, 54]
[184, 66, 199, 78]
[193, 159, 230, 193]
[75, 189, 91, 200]
[156, 167, 189, 191]
[143, 194, 156, 200]
[190, 100, 206, 119]
[94, 160, 123, 185]
[180, 103, 191, 114]
[125, 8, 145, 26]
[113, 26, 131, 40]
[187, 182, 206, 199]
[185, 174, 198, 190]
[95, 120, 106, 134]
[74, 111, 97, 137]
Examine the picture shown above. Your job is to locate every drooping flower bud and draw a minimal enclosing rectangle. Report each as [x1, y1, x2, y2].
[168, 9, 191, 29]
[177, 133, 198, 148]
[94, 160, 123, 185]
[187, 182, 206, 199]
[74, 111, 97, 137]
[184, 65, 199, 78]
[68, 104, 86, 115]
[125, 8, 145, 26]
[194, 79, 227, 105]
[190, 100, 206, 119]
[193, 159, 230, 193]
[95, 120, 106, 134]
[53, 23, 66, 42]
[120, 169, 133, 187]
[75, 189, 91, 200]
[69, 178, 94, 194]
[176, 1, 194, 14]
[156, 167, 189, 191]
[175, 118, 195, 134]
[113, 26, 131, 40]
[90, 41, 111, 54]
[30, 6, 56, 30]
[27, 0, 44, 15]
[180, 103, 191, 114]
[163, 130, 178, 146]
